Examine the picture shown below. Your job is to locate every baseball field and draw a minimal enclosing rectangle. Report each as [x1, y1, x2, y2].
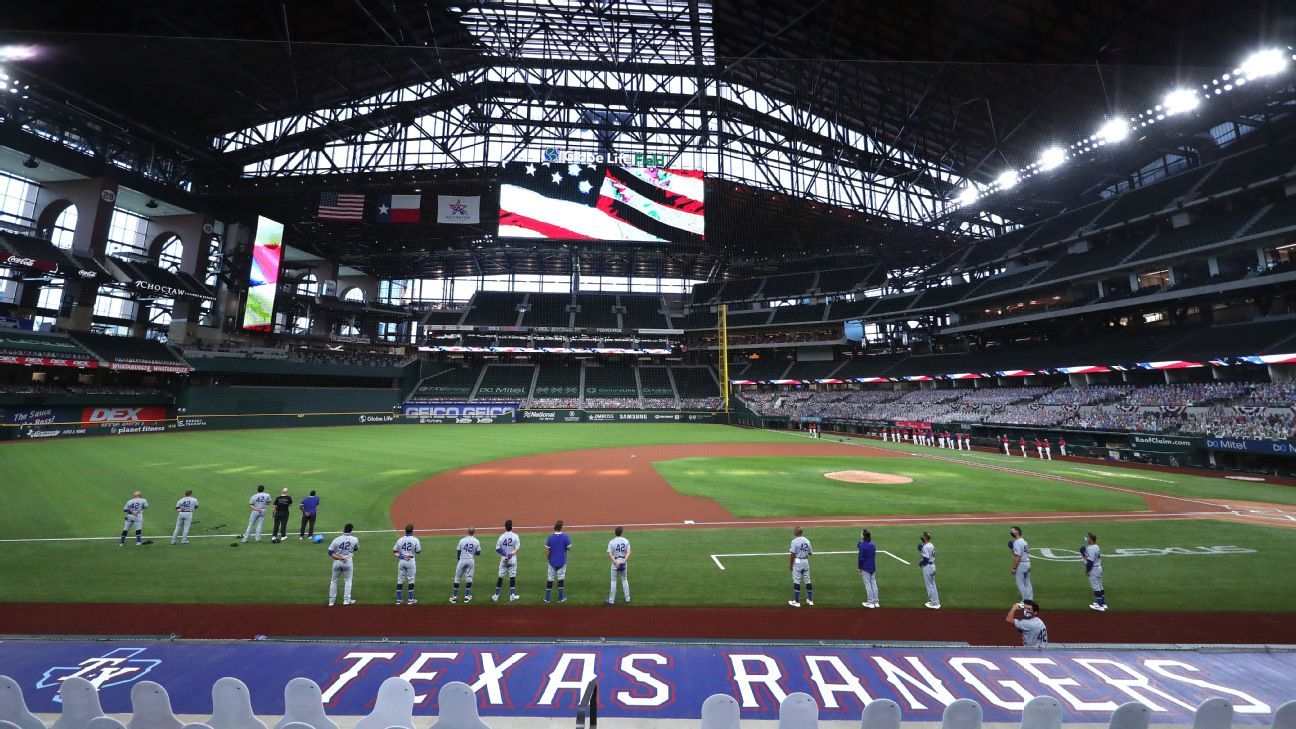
[4, 422, 1296, 640]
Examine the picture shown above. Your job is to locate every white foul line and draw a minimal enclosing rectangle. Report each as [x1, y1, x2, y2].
[710, 549, 909, 571]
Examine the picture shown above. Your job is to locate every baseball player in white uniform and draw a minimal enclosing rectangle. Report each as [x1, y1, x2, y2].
[788, 526, 814, 607]
[242, 485, 271, 543]
[327, 523, 359, 606]
[450, 526, 482, 603]
[1010, 526, 1033, 601]
[493, 519, 521, 602]
[120, 491, 148, 546]
[919, 531, 939, 608]
[171, 490, 198, 545]
[606, 526, 632, 605]
[393, 523, 421, 605]
[1083, 532, 1107, 611]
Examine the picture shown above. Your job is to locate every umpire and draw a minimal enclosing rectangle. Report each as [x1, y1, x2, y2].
[271, 488, 293, 543]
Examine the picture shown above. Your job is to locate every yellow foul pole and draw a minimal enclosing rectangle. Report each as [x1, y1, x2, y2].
[719, 304, 730, 413]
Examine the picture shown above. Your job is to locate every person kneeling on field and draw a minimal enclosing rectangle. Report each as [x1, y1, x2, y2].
[1007, 600, 1048, 646]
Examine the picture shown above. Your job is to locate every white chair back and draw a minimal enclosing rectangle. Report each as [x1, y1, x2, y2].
[941, 698, 984, 729]
[1020, 695, 1063, 729]
[778, 692, 818, 729]
[1107, 702, 1150, 729]
[84, 719, 125, 729]
[209, 678, 265, 729]
[1192, 698, 1234, 729]
[50, 678, 105, 729]
[861, 699, 902, 729]
[0, 676, 46, 729]
[182, 724, 214, 729]
[1271, 701, 1296, 729]
[273, 679, 337, 729]
[127, 682, 182, 729]
[428, 682, 491, 729]
[353, 678, 415, 729]
[700, 694, 741, 729]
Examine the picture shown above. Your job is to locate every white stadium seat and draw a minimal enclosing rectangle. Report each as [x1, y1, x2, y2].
[273, 679, 337, 729]
[84, 719, 126, 729]
[1193, 698, 1235, 729]
[861, 699, 902, 729]
[2, 719, 27, 729]
[208, 678, 265, 729]
[1107, 701, 1151, 729]
[51, 677, 105, 729]
[0, 676, 46, 729]
[1273, 702, 1296, 729]
[699, 694, 741, 729]
[777, 692, 818, 729]
[941, 698, 984, 729]
[1020, 695, 1063, 729]
[352, 678, 415, 729]
[181, 723, 213, 729]
[428, 682, 491, 729]
[127, 682, 183, 729]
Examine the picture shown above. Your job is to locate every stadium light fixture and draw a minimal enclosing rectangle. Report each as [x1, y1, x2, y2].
[1037, 147, 1067, 172]
[1240, 49, 1288, 79]
[1096, 118, 1129, 143]
[995, 170, 1019, 189]
[1163, 89, 1200, 115]
[956, 186, 979, 206]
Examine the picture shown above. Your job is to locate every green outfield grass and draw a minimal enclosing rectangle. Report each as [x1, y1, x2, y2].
[654, 456, 1148, 516]
[2, 423, 1294, 612]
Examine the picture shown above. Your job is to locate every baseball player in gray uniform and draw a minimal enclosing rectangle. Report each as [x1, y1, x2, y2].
[393, 523, 421, 605]
[788, 526, 814, 607]
[120, 491, 148, 546]
[327, 523, 359, 606]
[919, 531, 939, 608]
[607, 526, 632, 605]
[1009, 526, 1033, 601]
[493, 519, 521, 602]
[242, 485, 271, 543]
[1007, 600, 1048, 646]
[1083, 532, 1107, 611]
[450, 526, 482, 603]
[171, 490, 198, 545]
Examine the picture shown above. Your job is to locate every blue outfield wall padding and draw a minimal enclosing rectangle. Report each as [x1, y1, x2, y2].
[1, 641, 1292, 723]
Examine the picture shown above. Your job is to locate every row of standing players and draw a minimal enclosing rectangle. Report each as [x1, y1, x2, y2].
[879, 427, 1068, 459]
[117, 490, 631, 608]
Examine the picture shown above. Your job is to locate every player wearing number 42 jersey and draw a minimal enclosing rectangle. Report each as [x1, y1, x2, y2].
[449, 527, 482, 603]
[327, 524, 359, 606]
[171, 491, 198, 545]
[120, 491, 148, 546]
[392, 524, 421, 605]
[788, 527, 813, 607]
[606, 527, 631, 605]
[493, 520, 521, 602]
[1083, 532, 1108, 611]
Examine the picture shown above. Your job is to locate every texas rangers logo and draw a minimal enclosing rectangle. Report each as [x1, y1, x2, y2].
[448, 199, 469, 217]
[37, 647, 160, 701]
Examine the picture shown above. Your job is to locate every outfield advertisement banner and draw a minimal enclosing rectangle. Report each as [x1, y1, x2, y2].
[0, 641, 1290, 723]
[519, 409, 721, 423]
[1, 406, 177, 440]
[1205, 436, 1296, 457]
[401, 402, 519, 424]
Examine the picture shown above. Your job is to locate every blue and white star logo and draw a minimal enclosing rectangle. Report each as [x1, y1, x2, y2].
[551, 172, 563, 184]
[524, 163, 537, 176]
[37, 647, 161, 702]
[449, 199, 469, 216]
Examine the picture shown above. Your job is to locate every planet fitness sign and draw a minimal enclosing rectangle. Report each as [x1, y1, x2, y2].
[0, 641, 1291, 723]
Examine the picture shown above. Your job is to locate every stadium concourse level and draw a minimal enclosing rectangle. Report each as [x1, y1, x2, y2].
[676, 131, 1296, 334]
[741, 381, 1296, 441]
[423, 290, 676, 331]
[8, 672, 1296, 729]
[407, 362, 722, 410]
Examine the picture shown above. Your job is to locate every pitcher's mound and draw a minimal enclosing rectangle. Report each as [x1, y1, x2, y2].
[824, 470, 913, 485]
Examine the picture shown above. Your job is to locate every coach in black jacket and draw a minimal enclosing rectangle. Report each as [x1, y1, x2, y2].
[271, 488, 293, 543]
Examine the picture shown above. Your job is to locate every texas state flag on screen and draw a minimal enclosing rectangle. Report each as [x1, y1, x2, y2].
[375, 194, 421, 223]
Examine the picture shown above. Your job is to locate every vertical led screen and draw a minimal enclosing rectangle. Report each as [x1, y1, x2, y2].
[241, 216, 284, 331]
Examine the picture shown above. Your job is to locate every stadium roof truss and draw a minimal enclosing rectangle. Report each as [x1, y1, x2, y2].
[213, 0, 969, 226]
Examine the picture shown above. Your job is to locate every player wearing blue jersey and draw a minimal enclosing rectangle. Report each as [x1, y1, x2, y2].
[787, 527, 813, 607]
[858, 529, 879, 608]
[544, 521, 573, 603]
[1083, 532, 1107, 611]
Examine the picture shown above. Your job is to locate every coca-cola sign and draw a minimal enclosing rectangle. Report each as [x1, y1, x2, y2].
[0, 253, 58, 273]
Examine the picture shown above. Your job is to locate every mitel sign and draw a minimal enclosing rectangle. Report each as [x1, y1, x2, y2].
[528, 147, 668, 168]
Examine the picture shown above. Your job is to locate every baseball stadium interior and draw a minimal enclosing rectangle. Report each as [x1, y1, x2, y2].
[3, 1, 1296, 727]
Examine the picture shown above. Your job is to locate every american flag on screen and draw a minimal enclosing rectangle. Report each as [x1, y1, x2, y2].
[317, 192, 365, 221]
[498, 163, 704, 243]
